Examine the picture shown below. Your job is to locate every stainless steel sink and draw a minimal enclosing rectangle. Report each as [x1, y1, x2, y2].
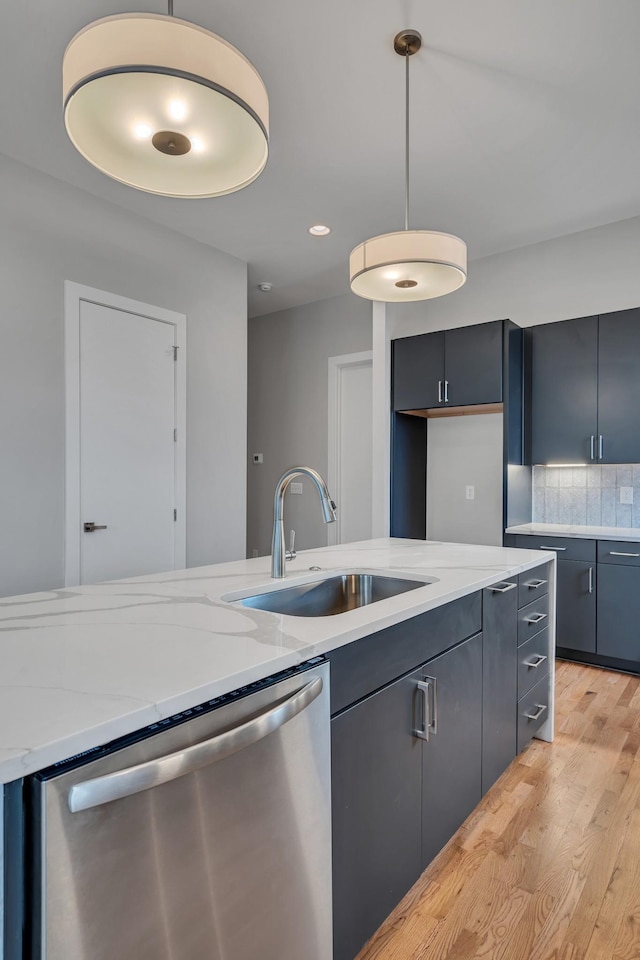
[234, 572, 432, 617]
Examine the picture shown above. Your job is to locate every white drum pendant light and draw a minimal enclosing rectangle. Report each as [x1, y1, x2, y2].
[62, 3, 269, 198]
[350, 31, 466, 302]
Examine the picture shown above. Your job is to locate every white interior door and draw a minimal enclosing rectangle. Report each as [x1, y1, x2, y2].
[65, 284, 186, 585]
[328, 352, 373, 545]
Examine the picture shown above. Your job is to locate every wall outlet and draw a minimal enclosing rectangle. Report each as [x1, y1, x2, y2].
[290, 482, 303, 495]
[252, 453, 263, 464]
[465, 485, 475, 501]
[620, 486, 634, 504]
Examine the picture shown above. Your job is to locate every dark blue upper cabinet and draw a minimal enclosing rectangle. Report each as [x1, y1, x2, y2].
[444, 321, 503, 406]
[597, 307, 640, 464]
[392, 331, 444, 410]
[528, 309, 640, 465]
[527, 316, 599, 465]
[392, 321, 504, 412]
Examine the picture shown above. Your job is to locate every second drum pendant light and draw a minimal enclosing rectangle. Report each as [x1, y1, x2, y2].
[350, 30, 467, 302]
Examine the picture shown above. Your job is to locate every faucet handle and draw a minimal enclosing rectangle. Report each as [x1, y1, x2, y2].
[286, 529, 297, 561]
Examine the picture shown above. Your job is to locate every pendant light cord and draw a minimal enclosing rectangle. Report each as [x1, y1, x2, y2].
[404, 47, 410, 232]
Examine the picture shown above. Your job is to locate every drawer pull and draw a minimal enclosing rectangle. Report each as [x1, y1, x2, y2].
[489, 582, 517, 593]
[609, 551, 640, 558]
[524, 612, 547, 625]
[588, 566, 594, 594]
[540, 545, 566, 551]
[525, 703, 547, 722]
[524, 654, 548, 669]
[525, 579, 547, 589]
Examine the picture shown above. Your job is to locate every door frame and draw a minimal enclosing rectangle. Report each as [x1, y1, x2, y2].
[64, 281, 187, 586]
[327, 350, 373, 546]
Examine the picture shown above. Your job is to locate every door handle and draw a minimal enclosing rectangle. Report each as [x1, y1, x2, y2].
[438, 380, 443, 403]
[590, 435, 595, 461]
[68, 674, 323, 812]
[588, 566, 594, 594]
[488, 582, 517, 593]
[415, 677, 437, 741]
[609, 551, 640, 558]
[444, 380, 449, 403]
[525, 579, 547, 589]
[83, 522, 108, 532]
[540, 545, 566, 551]
[598, 435, 604, 460]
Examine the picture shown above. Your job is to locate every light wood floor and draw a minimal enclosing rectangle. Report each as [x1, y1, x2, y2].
[357, 660, 640, 960]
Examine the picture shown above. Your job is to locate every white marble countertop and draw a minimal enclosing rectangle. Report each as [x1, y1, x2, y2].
[506, 522, 640, 542]
[0, 538, 554, 784]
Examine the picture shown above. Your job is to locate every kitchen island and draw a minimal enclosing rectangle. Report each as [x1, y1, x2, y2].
[1, 538, 556, 960]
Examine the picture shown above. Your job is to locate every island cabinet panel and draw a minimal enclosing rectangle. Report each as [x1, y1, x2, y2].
[481, 580, 518, 796]
[527, 315, 599, 465]
[597, 308, 640, 463]
[420, 632, 483, 868]
[327, 592, 481, 716]
[331, 672, 423, 960]
[392, 330, 444, 411]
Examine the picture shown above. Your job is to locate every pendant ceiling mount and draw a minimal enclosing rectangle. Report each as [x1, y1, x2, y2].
[350, 28, 466, 302]
[62, 10, 269, 198]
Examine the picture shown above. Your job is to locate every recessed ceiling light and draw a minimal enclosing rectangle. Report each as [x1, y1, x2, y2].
[258, 282, 273, 292]
[308, 224, 331, 237]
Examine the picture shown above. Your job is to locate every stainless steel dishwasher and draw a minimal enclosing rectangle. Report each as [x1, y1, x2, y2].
[29, 658, 331, 960]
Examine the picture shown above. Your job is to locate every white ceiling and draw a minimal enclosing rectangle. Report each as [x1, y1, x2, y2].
[3, 0, 640, 317]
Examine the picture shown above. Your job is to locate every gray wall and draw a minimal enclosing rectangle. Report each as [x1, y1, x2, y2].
[426, 414, 504, 546]
[0, 154, 248, 598]
[247, 294, 372, 557]
[388, 214, 640, 337]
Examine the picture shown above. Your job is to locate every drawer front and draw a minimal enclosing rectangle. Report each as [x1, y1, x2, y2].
[510, 534, 595, 562]
[518, 628, 550, 699]
[517, 562, 551, 609]
[517, 593, 550, 645]
[517, 671, 550, 754]
[597, 540, 640, 567]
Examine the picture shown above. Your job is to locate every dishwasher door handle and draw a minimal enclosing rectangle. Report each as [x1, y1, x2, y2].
[68, 675, 324, 813]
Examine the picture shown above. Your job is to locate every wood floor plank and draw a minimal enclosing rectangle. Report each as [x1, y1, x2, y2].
[356, 662, 640, 960]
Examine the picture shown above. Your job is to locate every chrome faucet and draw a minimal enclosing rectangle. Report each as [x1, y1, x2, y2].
[271, 467, 337, 578]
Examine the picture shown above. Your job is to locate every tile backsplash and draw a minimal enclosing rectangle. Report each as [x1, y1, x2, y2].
[533, 465, 640, 528]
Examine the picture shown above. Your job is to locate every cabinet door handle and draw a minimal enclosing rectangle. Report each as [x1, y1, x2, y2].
[525, 703, 547, 722]
[598, 435, 604, 460]
[524, 653, 548, 669]
[588, 566, 594, 594]
[590, 435, 595, 461]
[525, 579, 547, 589]
[489, 582, 517, 593]
[444, 380, 449, 403]
[524, 612, 547, 625]
[83, 522, 108, 532]
[438, 380, 443, 403]
[415, 677, 437, 741]
[609, 551, 640, 558]
[540, 545, 566, 551]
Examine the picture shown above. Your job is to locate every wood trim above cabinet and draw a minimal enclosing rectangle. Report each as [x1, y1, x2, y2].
[402, 402, 503, 419]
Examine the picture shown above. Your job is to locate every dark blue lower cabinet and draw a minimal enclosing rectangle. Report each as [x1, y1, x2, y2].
[331, 672, 423, 960]
[420, 633, 484, 869]
[331, 632, 484, 960]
